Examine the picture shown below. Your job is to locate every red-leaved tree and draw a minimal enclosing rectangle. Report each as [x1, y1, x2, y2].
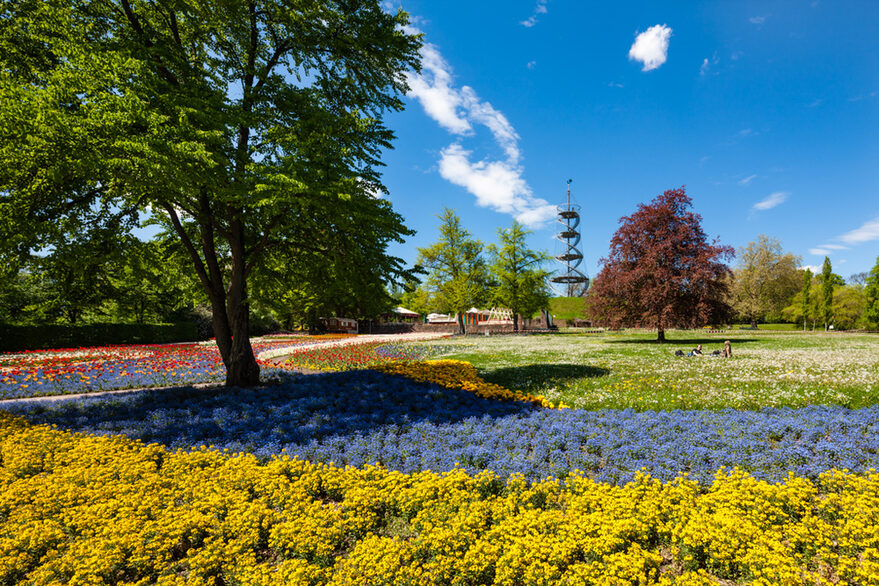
[587, 187, 734, 341]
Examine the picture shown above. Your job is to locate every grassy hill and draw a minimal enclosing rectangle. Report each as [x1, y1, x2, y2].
[547, 296, 587, 320]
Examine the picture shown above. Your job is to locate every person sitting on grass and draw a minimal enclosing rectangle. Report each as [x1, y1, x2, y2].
[723, 340, 732, 358]
[691, 344, 704, 356]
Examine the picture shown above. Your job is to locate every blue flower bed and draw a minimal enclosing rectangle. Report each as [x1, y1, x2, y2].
[5, 370, 878, 485]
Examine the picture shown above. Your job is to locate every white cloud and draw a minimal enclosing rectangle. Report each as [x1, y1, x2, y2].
[607, 81, 624, 88]
[738, 174, 757, 185]
[521, 0, 549, 27]
[749, 16, 767, 24]
[809, 248, 830, 256]
[628, 25, 672, 72]
[847, 90, 878, 102]
[438, 145, 556, 226]
[738, 128, 754, 136]
[460, 87, 521, 162]
[799, 265, 821, 273]
[700, 53, 719, 76]
[700, 58, 710, 76]
[404, 44, 472, 135]
[526, 60, 537, 69]
[403, 31, 553, 226]
[838, 216, 879, 245]
[752, 191, 788, 210]
[823, 244, 849, 250]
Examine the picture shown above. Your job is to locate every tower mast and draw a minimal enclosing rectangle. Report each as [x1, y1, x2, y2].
[550, 179, 590, 297]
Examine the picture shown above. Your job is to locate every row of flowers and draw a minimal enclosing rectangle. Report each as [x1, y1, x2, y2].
[281, 341, 444, 372]
[6, 369, 879, 485]
[0, 336, 352, 399]
[1, 412, 876, 585]
[372, 360, 561, 409]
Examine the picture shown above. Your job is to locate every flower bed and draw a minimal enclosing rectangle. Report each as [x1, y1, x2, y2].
[0, 337, 344, 399]
[282, 341, 442, 371]
[6, 371, 879, 485]
[1, 413, 877, 585]
[373, 360, 560, 408]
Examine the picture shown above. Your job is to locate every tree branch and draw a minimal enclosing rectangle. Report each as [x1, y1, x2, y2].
[160, 203, 212, 290]
[120, 0, 181, 86]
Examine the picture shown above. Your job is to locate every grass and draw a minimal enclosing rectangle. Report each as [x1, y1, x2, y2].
[423, 330, 879, 412]
[544, 296, 588, 320]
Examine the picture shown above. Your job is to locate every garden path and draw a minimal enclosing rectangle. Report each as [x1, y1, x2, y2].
[259, 332, 451, 364]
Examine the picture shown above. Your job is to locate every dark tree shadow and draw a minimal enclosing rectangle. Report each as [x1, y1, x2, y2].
[5, 370, 537, 454]
[483, 363, 610, 392]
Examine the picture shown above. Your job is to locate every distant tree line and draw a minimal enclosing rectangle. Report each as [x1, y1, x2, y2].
[400, 208, 552, 333]
[581, 187, 879, 334]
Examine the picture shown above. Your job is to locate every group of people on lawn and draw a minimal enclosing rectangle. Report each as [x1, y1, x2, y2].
[677, 340, 732, 358]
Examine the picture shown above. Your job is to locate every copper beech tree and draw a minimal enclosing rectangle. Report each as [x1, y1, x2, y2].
[587, 187, 734, 341]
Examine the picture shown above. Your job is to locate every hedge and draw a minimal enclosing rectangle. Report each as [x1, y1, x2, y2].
[0, 322, 200, 352]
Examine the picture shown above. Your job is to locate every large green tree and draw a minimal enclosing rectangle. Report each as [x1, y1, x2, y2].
[0, 0, 420, 384]
[864, 256, 879, 329]
[416, 208, 489, 334]
[731, 235, 801, 328]
[800, 269, 812, 331]
[587, 188, 734, 342]
[487, 221, 551, 331]
[821, 257, 836, 330]
[249, 194, 417, 332]
[831, 286, 868, 330]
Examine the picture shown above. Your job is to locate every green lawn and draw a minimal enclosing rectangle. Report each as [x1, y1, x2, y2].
[423, 330, 879, 411]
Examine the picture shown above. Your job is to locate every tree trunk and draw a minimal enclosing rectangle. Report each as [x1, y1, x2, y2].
[456, 312, 466, 335]
[751, 318, 758, 329]
[223, 216, 260, 387]
[657, 327, 665, 342]
[513, 312, 519, 332]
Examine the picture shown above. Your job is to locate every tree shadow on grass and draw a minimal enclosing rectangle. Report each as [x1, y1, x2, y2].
[4, 370, 537, 458]
[483, 364, 610, 392]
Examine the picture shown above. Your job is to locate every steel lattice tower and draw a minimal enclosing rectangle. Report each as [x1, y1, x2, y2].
[550, 180, 590, 297]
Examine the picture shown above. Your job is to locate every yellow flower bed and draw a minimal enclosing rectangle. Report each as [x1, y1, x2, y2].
[373, 359, 567, 409]
[2, 412, 878, 584]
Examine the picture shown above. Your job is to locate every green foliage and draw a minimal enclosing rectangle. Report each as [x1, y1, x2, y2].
[832, 286, 868, 330]
[801, 269, 812, 330]
[865, 256, 879, 328]
[0, 323, 198, 352]
[731, 235, 801, 327]
[820, 257, 842, 329]
[104, 238, 203, 324]
[416, 208, 490, 332]
[249, 194, 418, 331]
[486, 221, 551, 330]
[0, 0, 421, 384]
[398, 277, 433, 317]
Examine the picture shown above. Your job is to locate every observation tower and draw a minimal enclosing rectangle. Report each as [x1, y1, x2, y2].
[550, 179, 590, 297]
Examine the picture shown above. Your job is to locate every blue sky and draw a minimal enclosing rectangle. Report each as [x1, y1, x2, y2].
[378, 0, 879, 282]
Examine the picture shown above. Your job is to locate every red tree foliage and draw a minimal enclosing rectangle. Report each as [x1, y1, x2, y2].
[587, 187, 734, 341]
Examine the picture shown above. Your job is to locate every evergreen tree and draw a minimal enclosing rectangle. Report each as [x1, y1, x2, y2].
[487, 221, 551, 331]
[864, 256, 879, 328]
[801, 269, 812, 331]
[821, 257, 835, 330]
[416, 209, 489, 334]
